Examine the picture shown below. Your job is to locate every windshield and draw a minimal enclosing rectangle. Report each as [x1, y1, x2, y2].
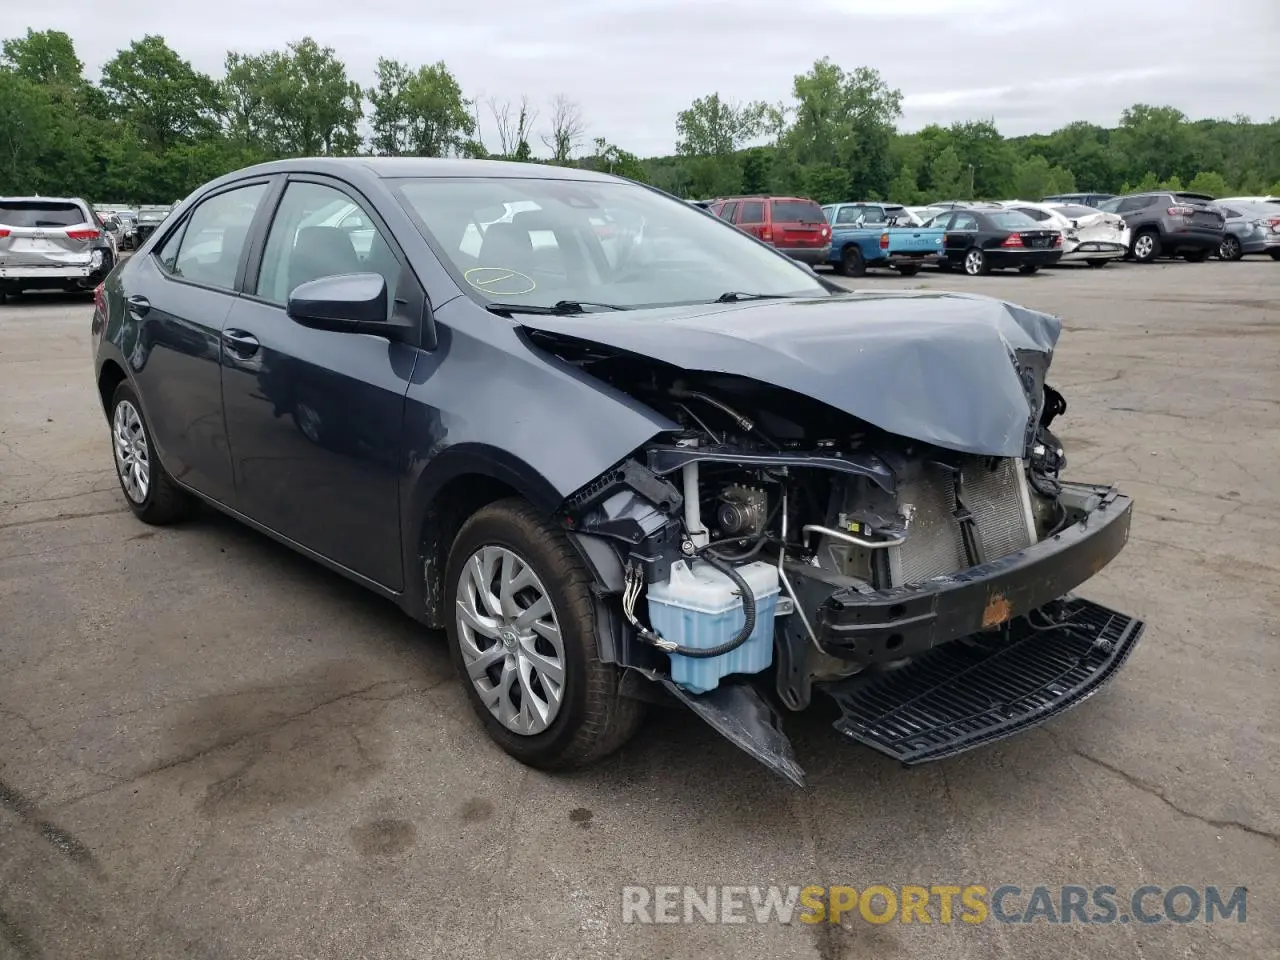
[770, 200, 826, 224]
[0, 201, 87, 227]
[394, 178, 828, 310]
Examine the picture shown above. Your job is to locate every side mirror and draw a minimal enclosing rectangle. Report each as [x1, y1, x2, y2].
[287, 273, 412, 342]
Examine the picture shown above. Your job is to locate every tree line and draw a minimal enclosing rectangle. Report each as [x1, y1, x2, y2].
[3, 28, 1278, 206]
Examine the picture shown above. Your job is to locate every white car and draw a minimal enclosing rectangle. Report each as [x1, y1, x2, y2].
[1001, 200, 1129, 266]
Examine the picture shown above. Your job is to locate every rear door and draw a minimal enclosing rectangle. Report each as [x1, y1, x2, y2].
[220, 175, 420, 589]
[942, 212, 978, 262]
[124, 179, 274, 505]
[770, 199, 829, 250]
[736, 199, 767, 241]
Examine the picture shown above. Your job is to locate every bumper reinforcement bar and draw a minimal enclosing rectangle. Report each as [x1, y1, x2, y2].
[822, 597, 1144, 764]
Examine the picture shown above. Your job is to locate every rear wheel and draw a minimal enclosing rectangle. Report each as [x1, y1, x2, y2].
[1218, 235, 1243, 261]
[963, 247, 990, 276]
[109, 381, 194, 524]
[1018, 264, 1039, 275]
[895, 263, 921, 277]
[837, 245, 865, 277]
[1086, 258, 1110, 268]
[444, 498, 643, 770]
[1271, 250, 1280, 261]
[1182, 248, 1210, 262]
[1131, 230, 1161, 262]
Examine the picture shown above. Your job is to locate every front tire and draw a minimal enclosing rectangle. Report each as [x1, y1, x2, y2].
[1131, 230, 1161, 262]
[109, 381, 193, 524]
[444, 498, 643, 770]
[836, 245, 865, 277]
[963, 247, 990, 276]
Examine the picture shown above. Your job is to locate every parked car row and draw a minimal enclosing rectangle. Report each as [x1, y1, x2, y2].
[690, 188, 1278, 277]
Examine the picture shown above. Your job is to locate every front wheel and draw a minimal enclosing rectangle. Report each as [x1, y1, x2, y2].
[444, 498, 643, 770]
[109, 382, 194, 524]
[1131, 231, 1161, 262]
[1219, 235, 1243, 261]
[963, 247, 990, 276]
[837, 245, 865, 277]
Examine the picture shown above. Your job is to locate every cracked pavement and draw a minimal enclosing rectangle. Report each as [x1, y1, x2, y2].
[1, 261, 1277, 959]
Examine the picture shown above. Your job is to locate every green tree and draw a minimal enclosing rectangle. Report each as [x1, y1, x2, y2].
[1161, 174, 1184, 191]
[888, 163, 919, 203]
[675, 93, 766, 157]
[367, 58, 473, 157]
[221, 38, 362, 156]
[1113, 105, 1195, 184]
[784, 59, 902, 199]
[101, 35, 222, 147]
[1187, 170, 1228, 196]
[1, 28, 83, 87]
[927, 146, 965, 200]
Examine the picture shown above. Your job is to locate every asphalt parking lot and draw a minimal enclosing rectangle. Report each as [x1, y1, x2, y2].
[1, 259, 1277, 960]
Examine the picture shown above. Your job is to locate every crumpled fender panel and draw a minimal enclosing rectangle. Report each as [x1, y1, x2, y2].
[518, 292, 1062, 459]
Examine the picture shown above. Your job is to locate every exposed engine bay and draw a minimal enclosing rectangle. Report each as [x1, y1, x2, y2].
[536, 308, 1142, 785]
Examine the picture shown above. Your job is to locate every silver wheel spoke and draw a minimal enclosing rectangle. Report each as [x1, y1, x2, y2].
[455, 542, 567, 737]
[112, 400, 150, 504]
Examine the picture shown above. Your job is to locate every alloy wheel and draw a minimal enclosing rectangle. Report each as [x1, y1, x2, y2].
[964, 249, 984, 275]
[455, 544, 566, 736]
[1134, 235, 1155, 260]
[1220, 236, 1240, 260]
[112, 400, 150, 503]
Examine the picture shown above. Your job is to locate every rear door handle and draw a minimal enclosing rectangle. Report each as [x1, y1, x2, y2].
[222, 329, 260, 358]
[126, 294, 150, 316]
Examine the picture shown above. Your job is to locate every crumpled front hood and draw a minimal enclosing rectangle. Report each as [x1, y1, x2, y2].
[519, 291, 1062, 457]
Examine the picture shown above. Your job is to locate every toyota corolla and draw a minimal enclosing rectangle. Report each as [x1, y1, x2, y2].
[91, 158, 1143, 783]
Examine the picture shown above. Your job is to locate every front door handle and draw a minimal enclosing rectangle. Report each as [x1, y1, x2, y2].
[126, 294, 150, 316]
[222, 329, 260, 358]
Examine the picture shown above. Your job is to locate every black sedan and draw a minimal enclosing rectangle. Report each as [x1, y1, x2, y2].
[90, 158, 1141, 784]
[925, 207, 1064, 275]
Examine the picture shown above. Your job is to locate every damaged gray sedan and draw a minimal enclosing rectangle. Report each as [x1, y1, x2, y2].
[91, 158, 1143, 784]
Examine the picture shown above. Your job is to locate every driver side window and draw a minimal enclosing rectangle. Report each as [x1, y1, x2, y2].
[254, 181, 399, 315]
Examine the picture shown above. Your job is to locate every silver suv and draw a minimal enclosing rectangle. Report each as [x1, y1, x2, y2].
[1100, 192, 1225, 263]
[0, 196, 117, 301]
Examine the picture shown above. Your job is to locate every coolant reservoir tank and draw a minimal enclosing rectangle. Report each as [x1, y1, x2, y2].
[646, 559, 780, 694]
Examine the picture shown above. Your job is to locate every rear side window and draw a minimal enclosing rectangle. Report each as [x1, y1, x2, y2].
[834, 206, 863, 225]
[1016, 207, 1051, 221]
[770, 200, 825, 224]
[0, 201, 87, 227]
[950, 213, 978, 230]
[164, 183, 269, 291]
[739, 200, 764, 223]
[718, 201, 739, 222]
[989, 211, 1040, 229]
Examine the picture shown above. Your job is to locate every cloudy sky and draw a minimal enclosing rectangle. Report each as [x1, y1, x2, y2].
[20, 0, 1280, 156]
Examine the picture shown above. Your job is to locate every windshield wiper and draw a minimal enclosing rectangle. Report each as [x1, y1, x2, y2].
[486, 300, 630, 317]
[713, 291, 789, 303]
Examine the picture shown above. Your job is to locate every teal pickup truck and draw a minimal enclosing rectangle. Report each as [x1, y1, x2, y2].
[821, 202, 945, 277]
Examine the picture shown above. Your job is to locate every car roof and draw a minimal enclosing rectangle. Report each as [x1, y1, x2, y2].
[0, 195, 89, 205]
[232, 156, 624, 183]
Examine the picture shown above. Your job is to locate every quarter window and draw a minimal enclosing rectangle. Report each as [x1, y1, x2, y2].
[739, 200, 764, 223]
[718, 201, 739, 222]
[951, 213, 979, 231]
[165, 183, 268, 290]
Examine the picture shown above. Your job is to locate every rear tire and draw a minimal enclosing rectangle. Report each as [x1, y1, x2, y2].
[1270, 250, 1280, 261]
[109, 381, 194, 525]
[1131, 230, 1161, 262]
[837, 246, 865, 277]
[444, 498, 644, 770]
[1218, 235, 1243, 261]
[1086, 258, 1110, 268]
[1018, 264, 1039, 275]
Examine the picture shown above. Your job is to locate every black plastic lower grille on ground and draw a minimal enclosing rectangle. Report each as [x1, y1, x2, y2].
[823, 598, 1144, 764]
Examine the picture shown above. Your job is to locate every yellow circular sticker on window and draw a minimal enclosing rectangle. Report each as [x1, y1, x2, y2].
[464, 267, 536, 296]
